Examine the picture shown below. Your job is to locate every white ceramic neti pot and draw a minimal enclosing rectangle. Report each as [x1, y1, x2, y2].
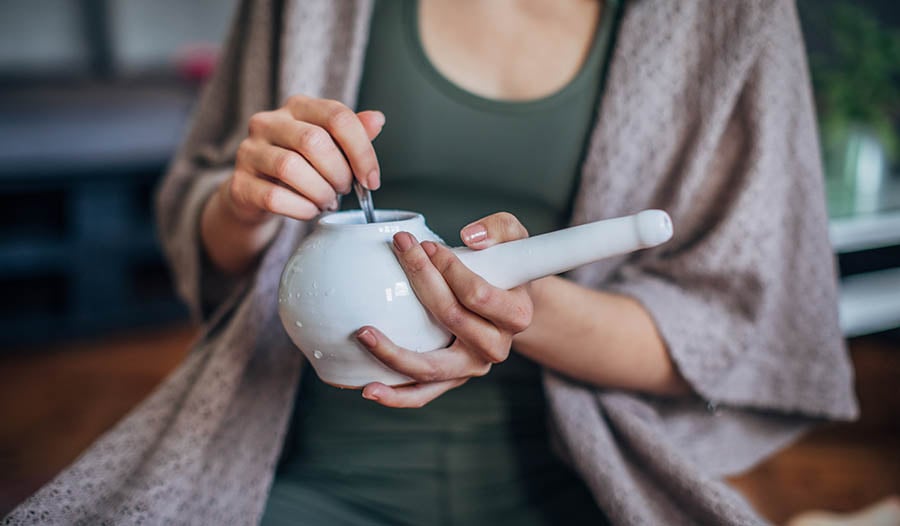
[278, 209, 673, 388]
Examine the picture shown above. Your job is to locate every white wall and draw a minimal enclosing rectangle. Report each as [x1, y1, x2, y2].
[109, 0, 239, 73]
[0, 0, 89, 74]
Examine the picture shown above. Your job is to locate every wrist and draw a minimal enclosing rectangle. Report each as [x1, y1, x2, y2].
[201, 183, 281, 275]
[213, 181, 275, 229]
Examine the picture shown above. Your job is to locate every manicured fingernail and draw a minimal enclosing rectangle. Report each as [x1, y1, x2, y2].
[461, 223, 488, 245]
[393, 232, 414, 252]
[367, 169, 380, 190]
[362, 387, 380, 401]
[372, 111, 386, 128]
[357, 328, 376, 348]
[421, 241, 437, 257]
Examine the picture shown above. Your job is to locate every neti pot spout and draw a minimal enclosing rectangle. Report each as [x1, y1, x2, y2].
[453, 210, 673, 289]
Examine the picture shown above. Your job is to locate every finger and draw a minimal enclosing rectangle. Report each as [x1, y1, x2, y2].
[361, 378, 468, 408]
[229, 169, 321, 221]
[356, 110, 386, 141]
[285, 96, 381, 190]
[355, 326, 491, 383]
[391, 232, 506, 362]
[459, 212, 529, 249]
[249, 112, 354, 195]
[239, 140, 337, 210]
[421, 241, 533, 334]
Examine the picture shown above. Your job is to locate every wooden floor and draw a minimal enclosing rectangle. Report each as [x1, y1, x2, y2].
[1, 326, 898, 523]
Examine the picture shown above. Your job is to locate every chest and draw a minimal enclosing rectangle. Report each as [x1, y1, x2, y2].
[418, 0, 602, 101]
[353, 0, 616, 240]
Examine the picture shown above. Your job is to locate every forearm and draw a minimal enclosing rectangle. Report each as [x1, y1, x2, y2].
[513, 276, 691, 396]
[200, 183, 281, 276]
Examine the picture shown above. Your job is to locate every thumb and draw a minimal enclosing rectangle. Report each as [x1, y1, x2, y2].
[460, 212, 529, 250]
[356, 110, 386, 141]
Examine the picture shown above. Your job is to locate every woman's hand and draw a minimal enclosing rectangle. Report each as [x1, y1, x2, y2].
[357, 213, 533, 408]
[201, 95, 385, 274]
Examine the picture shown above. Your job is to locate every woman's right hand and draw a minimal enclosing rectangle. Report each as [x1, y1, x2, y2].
[225, 95, 385, 224]
[201, 95, 385, 274]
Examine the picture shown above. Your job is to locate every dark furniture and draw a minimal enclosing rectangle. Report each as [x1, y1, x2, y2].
[0, 83, 195, 346]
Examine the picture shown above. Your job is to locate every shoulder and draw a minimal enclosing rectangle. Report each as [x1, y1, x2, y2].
[612, 0, 801, 108]
[618, 0, 789, 66]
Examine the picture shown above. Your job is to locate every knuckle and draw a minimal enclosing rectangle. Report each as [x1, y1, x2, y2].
[261, 187, 281, 211]
[247, 113, 268, 136]
[509, 297, 534, 333]
[465, 282, 494, 310]
[415, 360, 443, 383]
[325, 105, 356, 131]
[297, 126, 328, 152]
[284, 94, 307, 111]
[496, 212, 528, 239]
[441, 303, 466, 330]
[510, 309, 532, 333]
[236, 139, 254, 165]
[404, 251, 431, 274]
[273, 151, 298, 180]
[432, 248, 456, 275]
[496, 211, 517, 231]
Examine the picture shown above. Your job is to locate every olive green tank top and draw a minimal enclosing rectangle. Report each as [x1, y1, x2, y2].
[353, 0, 615, 241]
[264, 2, 619, 524]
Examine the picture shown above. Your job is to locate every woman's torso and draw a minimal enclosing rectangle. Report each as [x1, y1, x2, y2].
[263, 1, 619, 523]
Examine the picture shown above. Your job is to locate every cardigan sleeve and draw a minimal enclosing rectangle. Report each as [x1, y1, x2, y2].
[155, 0, 282, 323]
[603, 0, 857, 421]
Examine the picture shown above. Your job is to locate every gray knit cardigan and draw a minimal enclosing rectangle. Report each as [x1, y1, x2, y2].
[5, 0, 858, 524]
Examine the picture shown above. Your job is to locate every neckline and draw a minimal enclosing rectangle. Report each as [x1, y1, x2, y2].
[404, 0, 614, 113]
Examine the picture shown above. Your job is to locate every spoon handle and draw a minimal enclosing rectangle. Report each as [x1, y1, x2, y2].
[353, 181, 376, 223]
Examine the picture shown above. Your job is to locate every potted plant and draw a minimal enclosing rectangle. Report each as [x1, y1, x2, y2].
[806, 1, 900, 216]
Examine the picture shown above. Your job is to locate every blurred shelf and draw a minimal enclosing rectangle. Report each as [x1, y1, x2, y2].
[0, 82, 193, 347]
[0, 83, 194, 179]
[827, 168, 900, 253]
[830, 210, 900, 253]
[828, 173, 900, 336]
[839, 267, 900, 338]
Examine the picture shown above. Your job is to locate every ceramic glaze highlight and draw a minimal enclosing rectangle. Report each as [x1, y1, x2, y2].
[278, 209, 673, 387]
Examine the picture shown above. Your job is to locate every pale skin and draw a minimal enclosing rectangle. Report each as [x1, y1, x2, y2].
[201, 0, 689, 408]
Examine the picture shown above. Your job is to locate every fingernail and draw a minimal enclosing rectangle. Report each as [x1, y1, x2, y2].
[461, 223, 488, 245]
[362, 388, 380, 401]
[372, 111, 386, 128]
[421, 241, 437, 257]
[393, 232, 414, 252]
[367, 169, 380, 190]
[357, 328, 376, 348]
[327, 198, 338, 211]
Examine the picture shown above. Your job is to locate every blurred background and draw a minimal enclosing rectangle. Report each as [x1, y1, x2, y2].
[0, 0, 898, 523]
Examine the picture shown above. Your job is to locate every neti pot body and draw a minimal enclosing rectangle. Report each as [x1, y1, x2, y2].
[277, 209, 673, 388]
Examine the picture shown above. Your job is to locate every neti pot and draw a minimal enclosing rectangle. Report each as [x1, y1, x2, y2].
[278, 209, 673, 387]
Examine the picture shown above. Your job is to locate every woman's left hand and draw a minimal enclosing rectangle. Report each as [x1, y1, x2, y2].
[356, 212, 533, 408]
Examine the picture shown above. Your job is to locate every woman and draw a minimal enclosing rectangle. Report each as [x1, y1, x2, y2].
[5, 0, 857, 524]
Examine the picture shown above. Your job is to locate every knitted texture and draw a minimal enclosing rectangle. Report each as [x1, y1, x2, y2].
[4, 0, 856, 524]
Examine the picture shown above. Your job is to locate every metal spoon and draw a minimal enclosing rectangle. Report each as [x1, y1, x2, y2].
[353, 180, 376, 223]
